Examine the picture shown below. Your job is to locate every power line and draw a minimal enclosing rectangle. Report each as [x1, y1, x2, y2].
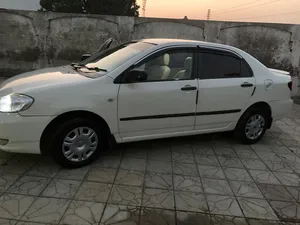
[213, 0, 282, 16]
[214, 0, 265, 14]
[228, 10, 300, 20]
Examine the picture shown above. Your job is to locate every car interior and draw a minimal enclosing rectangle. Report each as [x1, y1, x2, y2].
[138, 52, 193, 81]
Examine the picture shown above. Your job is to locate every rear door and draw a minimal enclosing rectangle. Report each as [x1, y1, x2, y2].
[195, 48, 255, 130]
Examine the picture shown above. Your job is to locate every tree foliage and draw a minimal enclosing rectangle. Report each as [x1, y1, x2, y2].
[40, 0, 140, 16]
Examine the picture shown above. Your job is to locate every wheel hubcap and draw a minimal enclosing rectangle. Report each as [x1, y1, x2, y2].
[245, 114, 265, 140]
[62, 127, 98, 162]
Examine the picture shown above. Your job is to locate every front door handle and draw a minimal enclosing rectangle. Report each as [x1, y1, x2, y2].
[241, 82, 253, 87]
[181, 85, 197, 91]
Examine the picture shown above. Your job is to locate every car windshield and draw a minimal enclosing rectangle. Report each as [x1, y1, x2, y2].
[78, 42, 155, 75]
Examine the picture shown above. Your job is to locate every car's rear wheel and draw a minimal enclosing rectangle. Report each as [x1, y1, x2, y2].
[51, 117, 104, 168]
[234, 108, 268, 144]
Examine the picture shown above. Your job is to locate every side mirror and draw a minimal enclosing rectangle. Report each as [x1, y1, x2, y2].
[81, 54, 91, 61]
[125, 69, 148, 83]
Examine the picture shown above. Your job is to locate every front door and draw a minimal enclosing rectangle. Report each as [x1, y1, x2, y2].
[117, 48, 198, 139]
[195, 48, 255, 130]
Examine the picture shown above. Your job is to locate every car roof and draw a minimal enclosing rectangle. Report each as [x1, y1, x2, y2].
[138, 38, 231, 48]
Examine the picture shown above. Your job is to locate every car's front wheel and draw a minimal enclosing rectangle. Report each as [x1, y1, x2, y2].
[51, 118, 104, 168]
[234, 108, 268, 144]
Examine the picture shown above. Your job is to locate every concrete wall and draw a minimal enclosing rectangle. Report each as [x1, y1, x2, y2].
[1, 9, 300, 78]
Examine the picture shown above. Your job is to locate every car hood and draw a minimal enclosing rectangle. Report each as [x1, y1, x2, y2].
[0, 66, 88, 94]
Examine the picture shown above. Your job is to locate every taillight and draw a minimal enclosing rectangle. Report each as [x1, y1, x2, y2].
[288, 81, 293, 91]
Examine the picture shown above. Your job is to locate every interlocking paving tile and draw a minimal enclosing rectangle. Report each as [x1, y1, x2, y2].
[247, 219, 282, 225]
[173, 175, 202, 193]
[202, 179, 233, 196]
[214, 148, 237, 158]
[144, 173, 173, 190]
[192, 146, 215, 156]
[0, 157, 35, 175]
[75, 182, 112, 202]
[100, 204, 140, 225]
[8, 176, 50, 196]
[147, 148, 171, 161]
[230, 181, 264, 198]
[123, 148, 147, 159]
[41, 179, 81, 199]
[176, 211, 212, 225]
[224, 168, 253, 181]
[147, 160, 172, 174]
[86, 167, 117, 183]
[264, 159, 294, 173]
[142, 188, 174, 210]
[109, 184, 142, 206]
[60, 200, 105, 225]
[241, 159, 268, 170]
[115, 169, 144, 187]
[175, 191, 208, 213]
[0, 194, 35, 219]
[22, 197, 70, 223]
[269, 201, 300, 222]
[55, 167, 90, 180]
[93, 155, 121, 168]
[171, 143, 193, 153]
[173, 162, 198, 176]
[140, 208, 175, 225]
[274, 172, 300, 186]
[258, 184, 294, 201]
[194, 155, 220, 166]
[197, 165, 226, 179]
[286, 186, 300, 202]
[120, 158, 146, 172]
[257, 152, 280, 161]
[237, 197, 278, 220]
[207, 195, 243, 217]
[270, 145, 291, 154]
[218, 157, 244, 169]
[211, 215, 248, 225]
[26, 159, 60, 178]
[0, 219, 16, 225]
[0, 174, 19, 192]
[249, 170, 281, 184]
[172, 152, 195, 164]
[234, 150, 259, 159]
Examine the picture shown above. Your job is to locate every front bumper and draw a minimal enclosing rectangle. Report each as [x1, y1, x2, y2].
[0, 113, 53, 154]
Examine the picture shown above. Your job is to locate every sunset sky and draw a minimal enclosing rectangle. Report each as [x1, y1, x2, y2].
[136, 0, 300, 24]
[1, 0, 300, 24]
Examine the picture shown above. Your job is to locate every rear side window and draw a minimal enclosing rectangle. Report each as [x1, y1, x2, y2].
[199, 50, 252, 79]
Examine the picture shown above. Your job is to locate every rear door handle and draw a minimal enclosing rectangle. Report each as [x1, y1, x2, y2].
[181, 86, 197, 91]
[241, 82, 253, 87]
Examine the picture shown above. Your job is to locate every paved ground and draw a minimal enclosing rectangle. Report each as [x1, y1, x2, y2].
[1, 106, 300, 224]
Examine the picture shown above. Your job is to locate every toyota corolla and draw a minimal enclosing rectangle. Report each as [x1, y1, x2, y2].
[0, 39, 293, 167]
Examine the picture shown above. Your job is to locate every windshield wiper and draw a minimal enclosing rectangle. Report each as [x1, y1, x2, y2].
[71, 63, 107, 72]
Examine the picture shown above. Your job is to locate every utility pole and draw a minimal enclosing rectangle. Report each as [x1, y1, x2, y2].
[207, 9, 211, 20]
[142, 0, 147, 17]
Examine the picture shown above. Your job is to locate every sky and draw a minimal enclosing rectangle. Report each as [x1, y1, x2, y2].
[1, 0, 300, 24]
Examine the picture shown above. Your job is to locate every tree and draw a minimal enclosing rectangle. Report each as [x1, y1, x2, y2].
[39, 0, 140, 16]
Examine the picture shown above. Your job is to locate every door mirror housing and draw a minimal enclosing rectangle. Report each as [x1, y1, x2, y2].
[81, 54, 91, 61]
[125, 69, 148, 83]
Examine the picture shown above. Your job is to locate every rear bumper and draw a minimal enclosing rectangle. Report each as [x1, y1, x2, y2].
[269, 99, 293, 121]
[0, 113, 53, 154]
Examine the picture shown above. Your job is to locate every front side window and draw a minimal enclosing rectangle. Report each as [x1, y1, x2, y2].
[131, 49, 195, 82]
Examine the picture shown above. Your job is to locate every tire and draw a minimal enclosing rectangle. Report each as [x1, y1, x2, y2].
[51, 117, 105, 168]
[234, 108, 269, 144]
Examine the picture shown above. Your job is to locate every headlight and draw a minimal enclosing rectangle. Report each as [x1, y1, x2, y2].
[0, 94, 34, 113]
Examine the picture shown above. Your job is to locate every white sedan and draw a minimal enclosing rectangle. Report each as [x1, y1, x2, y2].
[0, 39, 293, 167]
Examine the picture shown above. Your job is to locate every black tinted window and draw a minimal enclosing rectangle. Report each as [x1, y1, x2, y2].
[241, 60, 253, 77]
[200, 52, 241, 79]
